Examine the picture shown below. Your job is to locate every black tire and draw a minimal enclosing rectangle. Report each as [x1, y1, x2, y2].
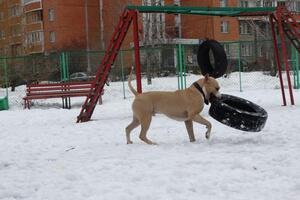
[197, 40, 228, 78]
[209, 94, 268, 132]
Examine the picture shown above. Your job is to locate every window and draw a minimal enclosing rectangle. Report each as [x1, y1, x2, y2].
[26, 10, 43, 24]
[9, 5, 20, 17]
[0, 48, 5, 56]
[220, 0, 228, 7]
[174, 14, 181, 37]
[264, 1, 275, 7]
[11, 25, 21, 37]
[11, 44, 22, 56]
[174, 0, 180, 6]
[289, 1, 300, 12]
[0, 12, 4, 21]
[24, 0, 41, 4]
[221, 21, 229, 33]
[0, 30, 5, 39]
[241, 43, 253, 56]
[239, 0, 249, 7]
[0, 47, 8, 55]
[278, 1, 286, 6]
[296, 1, 300, 12]
[258, 46, 264, 57]
[239, 21, 251, 34]
[49, 31, 55, 43]
[27, 31, 43, 44]
[48, 8, 54, 21]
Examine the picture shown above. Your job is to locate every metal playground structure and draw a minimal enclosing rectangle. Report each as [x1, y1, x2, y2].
[76, 5, 300, 123]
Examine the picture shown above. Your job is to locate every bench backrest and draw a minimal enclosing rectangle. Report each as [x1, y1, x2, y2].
[26, 81, 94, 94]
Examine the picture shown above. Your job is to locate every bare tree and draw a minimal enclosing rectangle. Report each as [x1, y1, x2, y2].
[142, 0, 166, 84]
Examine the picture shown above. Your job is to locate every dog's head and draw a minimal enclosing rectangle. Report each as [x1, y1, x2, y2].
[198, 74, 221, 102]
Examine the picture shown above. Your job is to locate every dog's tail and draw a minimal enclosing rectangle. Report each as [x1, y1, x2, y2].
[128, 67, 139, 96]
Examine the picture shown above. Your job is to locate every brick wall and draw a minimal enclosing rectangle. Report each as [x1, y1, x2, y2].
[180, 0, 239, 41]
[43, 0, 88, 52]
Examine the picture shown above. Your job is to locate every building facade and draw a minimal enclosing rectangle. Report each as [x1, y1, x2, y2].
[0, 0, 23, 56]
[0, 0, 300, 57]
[0, 0, 104, 56]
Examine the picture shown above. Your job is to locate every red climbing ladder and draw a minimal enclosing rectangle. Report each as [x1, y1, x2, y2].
[270, 6, 300, 106]
[77, 10, 138, 122]
[278, 7, 300, 52]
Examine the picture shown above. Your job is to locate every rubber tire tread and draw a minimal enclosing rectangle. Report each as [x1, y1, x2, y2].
[197, 40, 228, 78]
[209, 94, 268, 132]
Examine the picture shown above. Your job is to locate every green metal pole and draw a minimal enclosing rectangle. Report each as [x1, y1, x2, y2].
[182, 44, 186, 89]
[176, 45, 180, 90]
[60, 52, 66, 81]
[66, 52, 70, 81]
[63, 52, 67, 81]
[60, 53, 63, 81]
[291, 46, 295, 89]
[120, 50, 126, 99]
[4, 58, 8, 97]
[179, 44, 183, 90]
[292, 46, 299, 89]
[238, 41, 242, 92]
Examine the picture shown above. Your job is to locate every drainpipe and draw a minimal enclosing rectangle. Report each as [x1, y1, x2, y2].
[85, 0, 91, 73]
[99, 0, 104, 50]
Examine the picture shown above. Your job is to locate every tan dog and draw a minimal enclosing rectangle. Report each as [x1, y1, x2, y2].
[126, 71, 221, 145]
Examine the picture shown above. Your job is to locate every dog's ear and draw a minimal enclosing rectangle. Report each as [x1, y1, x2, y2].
[204, 74, 209, 81]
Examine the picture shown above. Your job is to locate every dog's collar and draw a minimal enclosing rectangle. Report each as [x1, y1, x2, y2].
[193, 82, 209, 105]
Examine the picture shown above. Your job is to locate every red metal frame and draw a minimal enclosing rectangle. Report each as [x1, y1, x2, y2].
[131, 10, 142, 93]
[269, 14, 287, 106]
[275, 7, 295, 105]
[77, 5, 300, 123]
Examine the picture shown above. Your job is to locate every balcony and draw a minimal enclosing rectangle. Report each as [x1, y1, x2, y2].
[24, 30, 44, 54]
[23, 0, 42, 13]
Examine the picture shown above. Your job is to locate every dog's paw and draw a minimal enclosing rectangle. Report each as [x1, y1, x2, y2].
[127, 141, 133, 144]
[150, 141, 158, 145]
[205, 131, 211, 140]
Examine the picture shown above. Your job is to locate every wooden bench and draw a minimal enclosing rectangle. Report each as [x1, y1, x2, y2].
[23, 81, 103, 109]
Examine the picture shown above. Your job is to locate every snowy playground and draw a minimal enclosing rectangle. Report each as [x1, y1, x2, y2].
[2, 2, 300, 199]
[0, 72, 300, 200]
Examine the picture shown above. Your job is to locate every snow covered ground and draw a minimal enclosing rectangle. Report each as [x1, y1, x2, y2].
[0, 72, 300, 200]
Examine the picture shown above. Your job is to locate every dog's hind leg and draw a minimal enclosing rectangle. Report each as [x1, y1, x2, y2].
[192, 114, 212, 139]
[126, 117, 140, 144]
[139, 115, 156, 145]
[184, 120, 196, 142]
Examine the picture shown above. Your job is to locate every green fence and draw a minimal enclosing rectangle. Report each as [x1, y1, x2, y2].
[0, 39, 299, 105]
[0, 58, 8, 110]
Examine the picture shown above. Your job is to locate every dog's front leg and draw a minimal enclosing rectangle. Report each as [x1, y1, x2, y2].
[192, 114, 212, 139]
[184, 120, 196, 142]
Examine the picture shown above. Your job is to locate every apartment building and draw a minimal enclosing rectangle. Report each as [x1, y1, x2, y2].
[0, 0, 23, 56]
[0, 0, 104, 56]
[1, 0, 299, 58]
[165, 0, 239, 42]
[237, 0, 300, 60]
[0, 0, 144, 57]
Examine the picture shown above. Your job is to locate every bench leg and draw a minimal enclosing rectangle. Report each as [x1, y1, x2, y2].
[62, 97, 71, 109]
[24, 100, 31, 109]
[24, 99, 29, 109]
[99, 96, 103, 105]
[68, 97, 71, 109]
